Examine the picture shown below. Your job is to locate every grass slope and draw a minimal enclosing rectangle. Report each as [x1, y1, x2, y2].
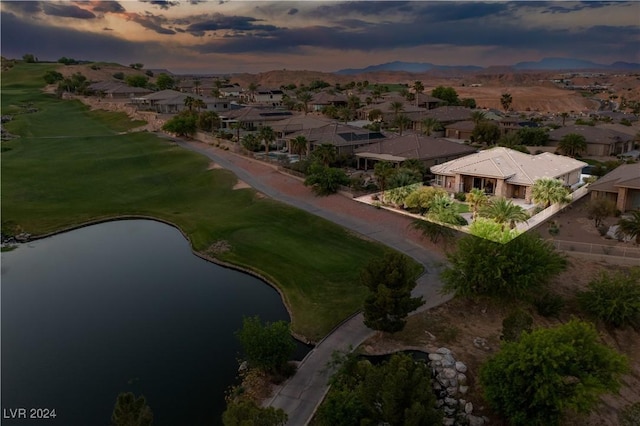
[1, 63, 399, 342]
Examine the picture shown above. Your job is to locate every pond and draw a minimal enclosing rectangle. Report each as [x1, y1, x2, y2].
[1, 220, 309, 426]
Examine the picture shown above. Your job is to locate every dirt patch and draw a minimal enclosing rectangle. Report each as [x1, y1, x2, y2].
[206, 240, 231, 255]
[208, 162, 223, 170]
[233, 180, 251, 190]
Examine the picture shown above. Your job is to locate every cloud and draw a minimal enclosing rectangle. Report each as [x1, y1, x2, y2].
[138, 0, 179, 10]
[185, 13, 279, 34]
[128, 13, 177, 35]
[91, 1, 126, 14]
[41, 2, 96, 19]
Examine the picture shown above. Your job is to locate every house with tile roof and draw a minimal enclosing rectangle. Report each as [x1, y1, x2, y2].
[430, 147, 587, 202]
[354, 134, 477, 170]
[548, 125, 635, 156]
[285, 123, 386, 155]
[588, 162, 640, 212]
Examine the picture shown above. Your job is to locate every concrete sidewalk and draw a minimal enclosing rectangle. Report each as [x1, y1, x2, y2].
[174, 139, 452, 425]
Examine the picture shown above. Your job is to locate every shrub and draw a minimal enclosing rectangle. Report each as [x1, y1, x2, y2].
[533, 292, 564, 317]
[578, 268, 640, 328]
[454, 192, 466, 201]
[501, 309, 533, 342]
[619, 402, 640, 426]
[112, 72, 125, 80]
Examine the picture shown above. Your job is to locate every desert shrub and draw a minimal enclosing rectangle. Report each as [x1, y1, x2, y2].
[112, 72, 125, 80]
[533, 292, 564, 317]
[501, 309, 533, 342]
[578, 268, 640, 328]
[619, 402, 640, 426]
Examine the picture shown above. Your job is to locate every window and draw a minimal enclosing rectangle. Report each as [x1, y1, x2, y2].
[434, 175, 444, 186]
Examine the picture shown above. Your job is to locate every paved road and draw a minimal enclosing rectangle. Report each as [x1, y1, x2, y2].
[174, 139, 452, 425]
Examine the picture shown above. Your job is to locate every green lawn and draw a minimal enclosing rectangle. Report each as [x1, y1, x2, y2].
[1, 63, 404, 342]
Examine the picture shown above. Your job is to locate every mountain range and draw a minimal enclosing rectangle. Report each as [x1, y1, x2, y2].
[335, 57, 640, 74]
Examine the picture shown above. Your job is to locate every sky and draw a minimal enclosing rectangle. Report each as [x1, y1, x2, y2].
[1, 1, 639, 74]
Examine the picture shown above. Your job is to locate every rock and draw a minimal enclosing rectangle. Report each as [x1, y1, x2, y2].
[444, 397, 457, 407]
[457, 373, 467, 384]
[438, 377, 450, 387]
[465, 402, 474, 414]
[455, 361, 468, 373]
[449, 378, 458, 388]
[443, 368, 457, 379]
[436, 347, 452, 355]
[459, 385, 469, 395]
[446, 386, 458, 396]
[443, 417, 455, 426]
[443, 406, 456, 416]
[467, 414, 485, 426]
[429, 353, 443, 361]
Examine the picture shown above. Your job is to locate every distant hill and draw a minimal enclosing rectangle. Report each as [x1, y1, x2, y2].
[337, 58, 640, 74]
[336, 61, 483, 75]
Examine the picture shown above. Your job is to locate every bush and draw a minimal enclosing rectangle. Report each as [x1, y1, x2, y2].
[480, 320, 628, 426]
[578, 268, 640, 328]
[533, 292, 564, 317]
[501, 309, 533, 342]
[112, 72, 125, 80]
[619, 402, 640, 426]
[454, 192, 466, 201]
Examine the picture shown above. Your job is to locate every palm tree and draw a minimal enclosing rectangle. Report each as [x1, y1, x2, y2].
[290, 135, 308, 157]
[465, 188, 489, 221]
[560, 112, 569, 126]
[413, 80, 424, 107]
[374, 161, 396, 200]
[557, 133, 587, 157]
[421, 117, 440, 136]
[394, 114, 411, 135]
[259, 126, 276, 156]
[615, 211, 640, 244]
[183, 96, 195, 112]
[230, 122, 242, 142]
[312, 143, 337, 167]
[390, 101, 404, 120]
[192, 98, 207, 112]
[531, 178, 571, 209]
[368, 109, 383, 122]
[297, 91, 312, 115]
[247, 82, 259, 103]
[471, 111, 487, 125]
[193, 79, 201, 96]
[479, 197, 529, 230]
[500, 93, 513, 112]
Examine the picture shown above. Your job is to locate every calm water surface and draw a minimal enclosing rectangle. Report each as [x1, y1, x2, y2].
[1, 220, 308, 426]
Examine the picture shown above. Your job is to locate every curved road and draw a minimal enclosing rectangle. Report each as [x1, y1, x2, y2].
[174, 138, 453, 425]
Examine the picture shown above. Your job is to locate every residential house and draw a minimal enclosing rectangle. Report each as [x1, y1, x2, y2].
[357, 99, 425, 122]
[133, 90, 236, 114]
[310, 92, 348, 112]
[354, 134, 477, 170]
[88, 81, 153, 99]
[445, 121, 475, 140]
[589, 162, 640, 212]
[548, 125, 635, 156]
[286, 123, 386, 156]
[219, 107, 293, 131]
[430, 147, 587, 202]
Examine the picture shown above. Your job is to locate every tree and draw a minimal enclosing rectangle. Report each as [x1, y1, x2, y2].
[373, 161, 396, 200]
[259, 126, 276, 156]
[427, 194, 467, 226]
[393, 114, 411, 135]
[412, 80, 424, 106]
[615, 211, 640, 244]
[43, 70, 64, 84]
[479, 197, 529, 230]
[560, 112, 569, 126]
[290, 135, 308, 157]
[183, 96, 195, 111]
[480, 320, 628, 426]
[389, 101, 404, 120]
[125, 75, 148, 88]
[241, 133, 261, 152]
[361, 252, 424, 333]
[317, 352, 441, 426]
[420, 117, 441, 136]
[585, 198, 616, 228]
[557, 133, 587, 157]
[161, 111, 197, 137]
[500, 92, 513, 112]
[466, 188, 489, 221]
[222, 400, 287, 426]
[297, 90, 312, 115]
[311, 143, 337, 167]
[518, 127, 549, 146]
[192, 98, 207, 112]
[411, 219, 455, 244]
[368, 108, 383, 122]
[156, 73, 174, 90]
[236, 316, 295, 374]
[196, 111, 220, 132]
[472, 121, 501, 145]
[400, 159, 426, 181]
[469, 218, 521, 243]
[304, 163, 349, 196]
[404, 186, 448, 214]
[578, 267, 640, 328]
[441, 232, 567, 299]
[111, 392, 153, 426]
[471, 110, 487, 124]
[497, 132, 525, 150]
[431, 86, 459, 105]
[531, 178, 571, 209]
[247, 82, 260, 103]
[129, 63, 144, 70]
[22, 53, 36, 63]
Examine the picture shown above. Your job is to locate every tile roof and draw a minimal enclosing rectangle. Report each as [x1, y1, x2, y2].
[354, 135, 476, 161]
[430, 147, 587, 185]
[588, 162, 640, 193]
[287, 123, 386, 147]
[549, 125, 633, 144]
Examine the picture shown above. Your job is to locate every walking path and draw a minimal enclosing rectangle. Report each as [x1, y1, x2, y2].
[174, 138, 453, 425]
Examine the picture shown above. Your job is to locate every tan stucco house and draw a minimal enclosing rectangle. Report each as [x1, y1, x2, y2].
[589, 162, 640, 212]
[430, 147, 587, 202]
